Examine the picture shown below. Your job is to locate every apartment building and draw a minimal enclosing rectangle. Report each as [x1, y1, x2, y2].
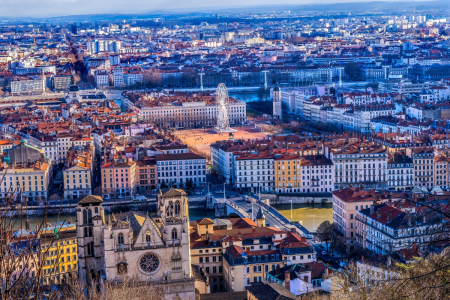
[1, 140, 52, 201]
[40, 225, 78, 285]
[387, 153, 414, 190]
[10, 76, 45, 95]
[101, 158, 137, 198]
[434, 155, 448, 189]
[135, 157, 157, 192]
[234, 152, 275, 193]
[356, 203, 445, 255]
[409, 148, 434, 189]
[94, 70, 109, 88]
[325, 141, 388, 190]
[222, 228, 315, 292]
[156, 152, 206, 188]
[299, 155, 334, 193]
[332, 187, 376, 251]
[63, 145, 94, 201]
[275, 154, 302, 193]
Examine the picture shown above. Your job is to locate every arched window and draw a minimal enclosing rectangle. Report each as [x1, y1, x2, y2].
[118, 233, 124, 245]
[88, 209, 92, 224]
[146, 230, 151, 243]
[83, 209, 88, 224]
[167, 201, 174, 217]
[175, 201, 181, 215]
[95, 207, 98, 214]
[89, 227, 93, 237]
[84, 227, 88, 237]
[172, 228, 178, 240]
[87, 242, 94, 256]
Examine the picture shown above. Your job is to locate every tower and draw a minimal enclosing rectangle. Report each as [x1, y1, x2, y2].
[273, 85, 282, 120]
[256, 205, 266, 227]
[76, 195, 105, 284]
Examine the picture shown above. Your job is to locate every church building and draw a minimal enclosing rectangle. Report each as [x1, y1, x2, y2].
[76, 189, 195, 299]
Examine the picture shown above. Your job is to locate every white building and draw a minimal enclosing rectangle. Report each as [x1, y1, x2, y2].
[234, 152, 275, 193]
[134, 100, 246, 129]
[10, 76, 45, 95]
[387, 153, 414, 190]
[86, 40, 122, 54]
[94, 70, 109, 88]
[156, 153, 207, 188]
[113, 66, 125, 88]
[356, 202, 444, 255]
[324, 143, 388, 189]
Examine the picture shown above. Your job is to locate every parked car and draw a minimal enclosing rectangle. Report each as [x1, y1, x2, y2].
[134, 196, 147, 201]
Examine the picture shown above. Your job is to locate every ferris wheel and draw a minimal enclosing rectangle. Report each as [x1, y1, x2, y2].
[216, 83, 230, 131]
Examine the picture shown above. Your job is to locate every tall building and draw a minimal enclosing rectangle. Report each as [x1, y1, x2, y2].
[273, 86, 282, 119]
[86, 40, 122, 54]
[1, 140, 52, 202]
[76, 190, 195, 299]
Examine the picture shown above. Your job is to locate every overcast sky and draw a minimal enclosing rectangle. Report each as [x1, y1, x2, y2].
[0, 0, 439, 18]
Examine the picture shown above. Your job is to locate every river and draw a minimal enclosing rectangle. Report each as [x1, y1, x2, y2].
[272, 203, 333, 231]
[11, 205, 331, 232]
[11, 208, 217, 230]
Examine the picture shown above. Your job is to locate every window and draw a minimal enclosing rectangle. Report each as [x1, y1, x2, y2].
[146, 231, 151, 243]
[118, 233, 124, 245]
[175, 201, 181, 215]
[172, 228, 178, 240]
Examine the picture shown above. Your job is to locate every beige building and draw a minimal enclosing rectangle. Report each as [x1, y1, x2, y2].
[63, 145, 94, 201]
[1, 140, 52, 202]
[101, 158, 137, 199]
[77, 190, 195, 299]
[332, 187, 376, 251]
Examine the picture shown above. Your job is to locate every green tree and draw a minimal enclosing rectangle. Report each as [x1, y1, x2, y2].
[316, 220, 334, 252]
[160, 181, 168, 189]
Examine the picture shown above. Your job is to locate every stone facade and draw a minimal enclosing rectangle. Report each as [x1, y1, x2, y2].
[76, 190, 195, 300]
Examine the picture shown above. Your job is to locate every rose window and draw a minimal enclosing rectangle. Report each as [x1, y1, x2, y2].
[139, 253, 160, 274]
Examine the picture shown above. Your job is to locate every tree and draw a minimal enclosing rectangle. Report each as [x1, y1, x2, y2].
[185, 179, 194, 190]
[160, 181, 168, 189]
[316, 220, 334, 252]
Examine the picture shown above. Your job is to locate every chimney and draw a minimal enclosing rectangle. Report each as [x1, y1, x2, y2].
[361, 256, 365, 263]
[276, 265, 281, 275]
[285, 270, 291, 290]
[377, 209, 381, 219]
[387, 212, 391, 223]
[370, 204, 375, 215]
[246, 247, 250, 255]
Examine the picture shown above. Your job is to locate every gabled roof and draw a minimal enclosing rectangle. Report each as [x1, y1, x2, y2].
[196, 218, 214, 225]
[78, 195, 103, 205]
[161, 188, 186, 198]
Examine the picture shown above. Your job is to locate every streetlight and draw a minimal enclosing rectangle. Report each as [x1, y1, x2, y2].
[290, 200, 293, 222]
[310, 215, 316, 231]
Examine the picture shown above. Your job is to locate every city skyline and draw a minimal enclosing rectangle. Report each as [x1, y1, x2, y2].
[0, 0, 447, 18]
